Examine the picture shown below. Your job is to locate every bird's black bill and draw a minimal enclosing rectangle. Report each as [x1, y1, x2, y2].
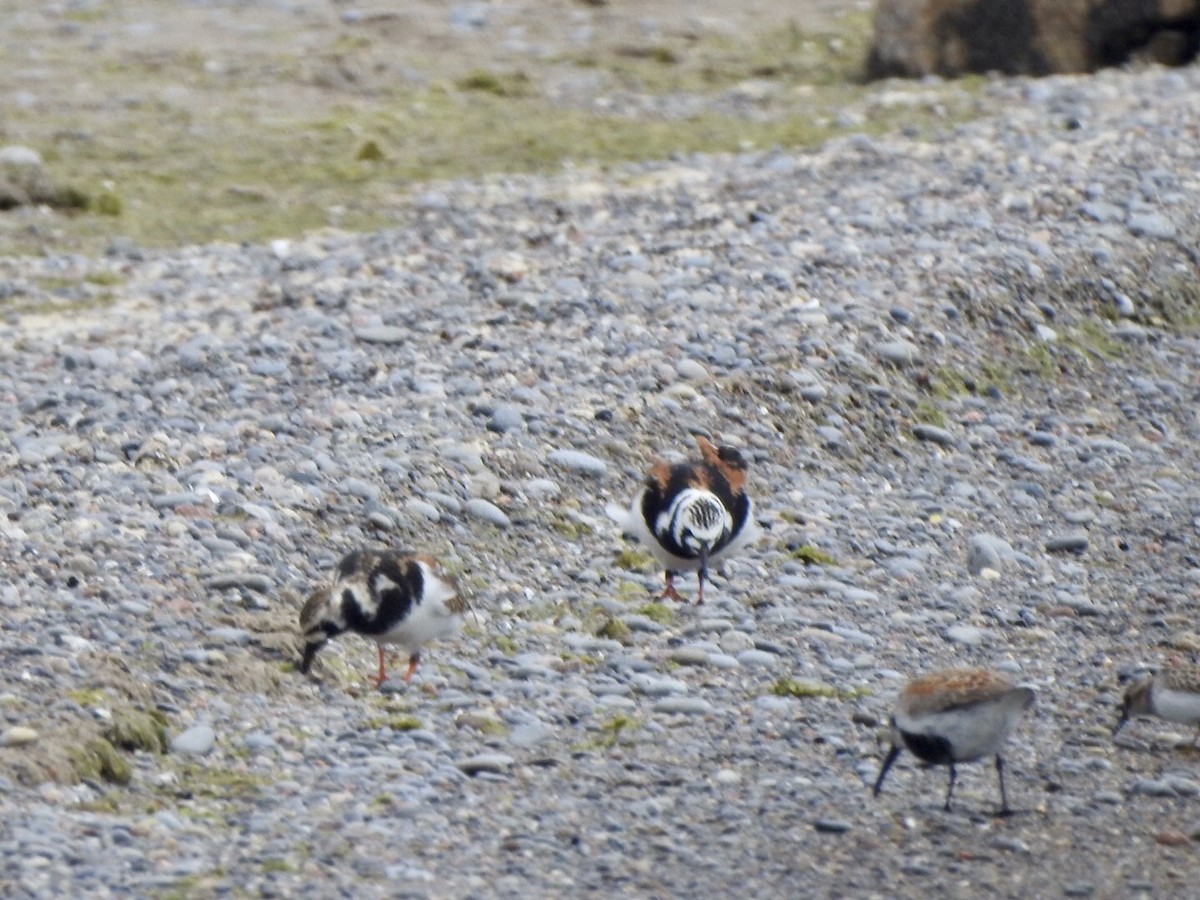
[873, 744, 902, 797]
[1112, 712, 1129, 736]
[299, 641, 324, 674]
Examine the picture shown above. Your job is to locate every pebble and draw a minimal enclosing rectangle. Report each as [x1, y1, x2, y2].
[463, 498, 511, 528]
[202, 573, 274, 593]
[488, 405, 524, 433]
[944, 624, 987, 646]
[406, 498, 442, 522]
[1, 727, 38, 747]
[912, 424, 955, 446]
[547, 449, 608, 477]
[456, 753, 515, 776]
[1046, 533, 1089, 554]
[170, 725, 216, 757]
[668, 646, 712, 666]
[874, 340, 920, 366]
[735, 649, 778, 668]
[651, 697, 713, 716]
[0, 145, 42, 166]
[812, 819, 852, 834]
[967, 533, 1011, 575]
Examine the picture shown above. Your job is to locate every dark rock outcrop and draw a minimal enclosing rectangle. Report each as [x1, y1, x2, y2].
[867, 0, 1200, 79]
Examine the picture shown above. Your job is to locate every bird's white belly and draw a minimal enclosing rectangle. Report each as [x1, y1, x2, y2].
[375, 602, 461, 653]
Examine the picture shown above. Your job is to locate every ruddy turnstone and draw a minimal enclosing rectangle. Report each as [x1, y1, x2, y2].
[1114, 664, 1200, 746]
[873, 667, 1036, 815]
[621, 434, 759, 605]
[298, 549, 468, 688]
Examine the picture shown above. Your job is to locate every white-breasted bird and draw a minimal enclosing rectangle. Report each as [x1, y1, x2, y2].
[299, 549, 468, 688]
[873, 667, 1036, 816]
[620, 435, 759, 605]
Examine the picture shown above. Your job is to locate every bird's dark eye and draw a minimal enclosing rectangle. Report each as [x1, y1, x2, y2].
[717, 447, 746, 468]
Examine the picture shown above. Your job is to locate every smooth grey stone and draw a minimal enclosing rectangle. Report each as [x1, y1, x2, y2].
[631, 674, 688, 696]
[150, 492, 208, 510]
[1046, 533, 1088, 554]
[426, 492, 462, 513]
[1129, 778, 1176, 797]
[621, 615, 665, 633]
[967, 534, 1011, 574]
[208, 628, 253, 645]
[912, 424, 955, 446]
[488, 405, 524, 433]
[547, 449, 607, 477]
[463, 498, 511, 528]
[812, 819, 851, 834]
[652, 697, 713, 715]
[170, 725, 216, 757]
[1079, 200, 1123, 222]
[668, 646, 712, 666]
[595, 695, 637, 711]
[203, 572, 273, 593]
[456, 753, 514, 776]
[944, 624, 986, 646]
[706, 653, 740, 670]
[736, 649, 779, 668]
[341, 477, 380, 501]
[0, 145, 41, 166]
[1163, 775, 1200, 796]
[355, 325, 407, 344]
[1126, 212, 1176, 239]
[508, 723, 555, 749]
[366, 510, 394, 530]
[875, 339, 920, 366]
[406, 498, 441, 522]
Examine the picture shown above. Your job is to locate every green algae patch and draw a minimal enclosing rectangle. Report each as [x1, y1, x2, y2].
[595, 617, 633, 644]
[0, 9, 986, 256]
[362, 714, 423, 732]
[71, 738, 133, 786]
[771, 678, 872, 701]
[104, 708, 171, 754]
[615, 548, 655, 572]
[635, 602, 675, 624]
[789, 545, 837, 567]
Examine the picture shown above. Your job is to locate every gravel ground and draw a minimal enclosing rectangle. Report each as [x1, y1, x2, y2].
[3, 40, 1200, 900]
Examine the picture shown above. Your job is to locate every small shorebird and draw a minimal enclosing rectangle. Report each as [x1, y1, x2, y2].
[620, 434, 759, 605]
[873, 667, 1036, 815]
[299, 549, 468, 688]
[1114, 664, 1200, 747]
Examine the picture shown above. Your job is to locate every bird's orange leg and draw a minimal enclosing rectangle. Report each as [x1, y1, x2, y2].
[373, 645, 389, 688]
[403, 652, 421, 684]
[655, 572, 687, 604]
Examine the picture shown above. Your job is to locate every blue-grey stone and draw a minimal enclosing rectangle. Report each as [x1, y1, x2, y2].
[464, 498, 511, 527]
[652, 697, 713, 715]
[488, 405, 524, 433]
[547, 449, 607, 477]
[170, 725, 216, 757]
[875, 339, 920, 366]
[1046, 533, 1088, 554]
[912, 424, 955, 446]
[1126, 212, 1176, 239]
